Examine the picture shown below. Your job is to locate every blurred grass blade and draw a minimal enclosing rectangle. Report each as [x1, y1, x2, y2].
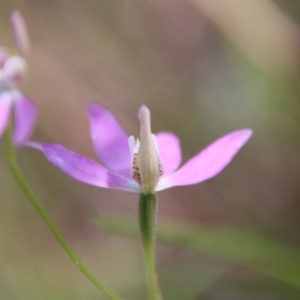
[190, 0, 299, 78]
[93, 215, 300, 289]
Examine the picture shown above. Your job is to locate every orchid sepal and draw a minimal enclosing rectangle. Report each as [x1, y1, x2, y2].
[28, 103, 252, 194]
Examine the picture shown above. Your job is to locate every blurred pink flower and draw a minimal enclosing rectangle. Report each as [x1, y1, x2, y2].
[0, 11, 36, 146]
[28, 103, 252, 194]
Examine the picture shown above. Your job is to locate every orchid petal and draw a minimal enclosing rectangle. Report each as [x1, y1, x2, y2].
[13, 93, 37, 147]
[156, 129, 252, 191]
[10, 11, 30, 58]
[0, 93, 12, 137]
[27, 142, 141, 193]
[87, 103, 131, 178]
[156, 132, 181, 175]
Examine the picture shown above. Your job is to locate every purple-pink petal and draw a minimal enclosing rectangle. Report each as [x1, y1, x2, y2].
[26, 142, 141, 193]
[13, 94, 37, 147]
[87, 103, 131, 178]
[156, 129, 252, 191]
[10, 10, 30, 58]
[156, 132, 181, 175]
[0, 93, 12, 138]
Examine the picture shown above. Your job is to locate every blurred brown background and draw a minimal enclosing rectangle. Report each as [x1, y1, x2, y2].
[1, 0, 300, 299]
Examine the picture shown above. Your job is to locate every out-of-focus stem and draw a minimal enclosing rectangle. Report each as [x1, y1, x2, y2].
[4, 124, 123, 300]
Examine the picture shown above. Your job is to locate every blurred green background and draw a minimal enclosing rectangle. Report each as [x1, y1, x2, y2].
[1, 0, 300, 299]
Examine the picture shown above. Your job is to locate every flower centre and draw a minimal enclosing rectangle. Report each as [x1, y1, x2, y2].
[0, 49, 27, 91]
[131, 141, 164, 186]
[129, 106, 164, 194]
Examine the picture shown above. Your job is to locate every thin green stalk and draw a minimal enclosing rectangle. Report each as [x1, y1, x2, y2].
[139, 194, 163, 300]
[4, 125, 123, 300]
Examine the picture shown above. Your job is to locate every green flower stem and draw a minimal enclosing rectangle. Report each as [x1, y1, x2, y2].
[139, 194, 163, 300]
[4, 126, 123, 300]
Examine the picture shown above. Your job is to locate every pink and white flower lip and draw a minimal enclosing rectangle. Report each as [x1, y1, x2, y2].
[0, 11, 37, 146]
[27, 103, 252, 194]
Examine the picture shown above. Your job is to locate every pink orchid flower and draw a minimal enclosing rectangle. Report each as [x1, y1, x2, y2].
[28, 103, 252, 194]
[0, 11, 37, 146]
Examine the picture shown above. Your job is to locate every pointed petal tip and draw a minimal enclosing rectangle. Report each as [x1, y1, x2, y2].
[236, 128, 253, 144]
[87, 102, 110, 118]
[87, 102, 99, 110]
[241, 128, 253, 136]
[10, 10, 21, 24]
[11, 10, 21, 17]
[25, 141, 40, 149]
[10, 10, 29, 57]
[87, 102, 99, 116]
